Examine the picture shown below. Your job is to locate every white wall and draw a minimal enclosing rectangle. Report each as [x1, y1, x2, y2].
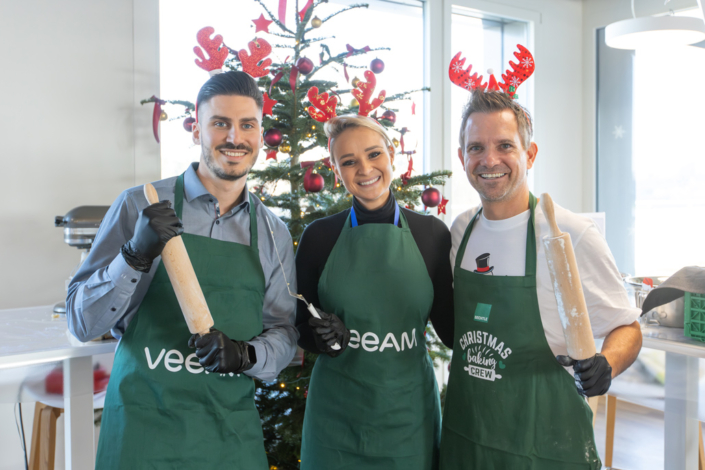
[581, 0, 700, 211]
[0, 1, 159, 466]
[427, 0, 586, 214]
[0, 0, 160, 310]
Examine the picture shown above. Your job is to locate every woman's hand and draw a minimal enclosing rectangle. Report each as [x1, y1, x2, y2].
[309, 309, 350, 357]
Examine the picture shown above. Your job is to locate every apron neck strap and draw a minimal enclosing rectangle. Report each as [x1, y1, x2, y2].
[248, 192, 259, 248]
[173, 171, 259, 248]
[525, 192, 537, 279]
[174, 172, 185, 219]
[350, 203, 401, 228]
[454, 192, 538, 280]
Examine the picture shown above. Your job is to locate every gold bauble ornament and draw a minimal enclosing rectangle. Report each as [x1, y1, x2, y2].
[280, 142, 291, 153]
[159, 110, 168, 121]
[311, 16, 322, 28]
[392, 138, 400, 148]
[351, 76, 360, 87]
[350, 98, 359, 107]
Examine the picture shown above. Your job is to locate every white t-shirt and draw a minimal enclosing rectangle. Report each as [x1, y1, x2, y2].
[450, 202, 641, 359]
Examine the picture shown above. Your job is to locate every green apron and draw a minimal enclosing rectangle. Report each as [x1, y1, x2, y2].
[96, 173, 268, 469]
[439, 194, 600, 470]
[300, 205, 441, 470]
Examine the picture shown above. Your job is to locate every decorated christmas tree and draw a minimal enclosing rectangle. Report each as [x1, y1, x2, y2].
[143, 1, 450, 468]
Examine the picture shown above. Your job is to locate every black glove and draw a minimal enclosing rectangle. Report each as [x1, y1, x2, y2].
[121, 200, 184, 273]
[309, 308, 350, 358]
[556, 353, 612, 397]
[188, 328, 255, 374]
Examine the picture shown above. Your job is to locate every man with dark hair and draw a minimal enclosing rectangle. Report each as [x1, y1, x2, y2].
[439, 90, 642, 469]
[67, 71, 297, 469]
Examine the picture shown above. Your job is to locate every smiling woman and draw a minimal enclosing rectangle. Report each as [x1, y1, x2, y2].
[294, 114, 455, 469]
[326, 115, 396, 211]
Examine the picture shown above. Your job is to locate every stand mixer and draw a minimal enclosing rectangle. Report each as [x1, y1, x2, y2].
[53, 206, 110, 314]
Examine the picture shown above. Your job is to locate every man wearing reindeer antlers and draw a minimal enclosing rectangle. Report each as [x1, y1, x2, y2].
[67, 31, 297, 469]
[439, 46, 642, 469]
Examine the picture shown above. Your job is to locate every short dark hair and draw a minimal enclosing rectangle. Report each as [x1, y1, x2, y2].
[459, 91, 533, 151]
[196, 71, 263, 119]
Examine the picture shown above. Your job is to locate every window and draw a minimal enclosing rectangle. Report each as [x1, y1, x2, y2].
[158, 0, 424, 180]
[449, 8, 530, 221]
[596, 8, 705, 275]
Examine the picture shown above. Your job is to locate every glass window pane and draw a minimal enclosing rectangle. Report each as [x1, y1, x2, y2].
[597, 7, 705, 276]
[450, 10, 529, 220]
[158, 0, 424, 179]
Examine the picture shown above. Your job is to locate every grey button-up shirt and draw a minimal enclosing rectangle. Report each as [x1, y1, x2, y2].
[66, 163, 298, 382]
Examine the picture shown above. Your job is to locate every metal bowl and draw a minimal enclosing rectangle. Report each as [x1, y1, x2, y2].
[623, 275, 684, 328]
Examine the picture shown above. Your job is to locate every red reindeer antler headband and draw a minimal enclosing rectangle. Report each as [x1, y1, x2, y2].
[449, 44, 534, 99]
[305, 70, 387, 152]
[194, 27, 228, 76]
[193, 28, 274, 123]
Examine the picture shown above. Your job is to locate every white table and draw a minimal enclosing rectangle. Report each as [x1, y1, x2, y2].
[0, 305, 117, 470]
[641, 325, 705, 470]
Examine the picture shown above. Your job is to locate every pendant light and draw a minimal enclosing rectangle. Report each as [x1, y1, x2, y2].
[606, 0, 705, 50]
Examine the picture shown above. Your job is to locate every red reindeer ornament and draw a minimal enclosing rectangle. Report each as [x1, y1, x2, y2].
[306, 87, 338, 123]
[352, 71, 386, 117]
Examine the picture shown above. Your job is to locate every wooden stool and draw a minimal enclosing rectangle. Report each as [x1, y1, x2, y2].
[29, 402, 63, 470]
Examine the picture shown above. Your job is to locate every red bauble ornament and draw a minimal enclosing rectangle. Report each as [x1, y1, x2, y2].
[296, 57, 314, 75]
[381, 110, 396, 124]
[304, 172, 325, 192]
[370, 58, 385, 74]
[264, 128, 283, 147]
[422, 187, 442, 207]
[183, 117, 196, 132]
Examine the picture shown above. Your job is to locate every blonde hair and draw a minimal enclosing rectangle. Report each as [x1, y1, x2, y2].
[324, 114, 394, 163]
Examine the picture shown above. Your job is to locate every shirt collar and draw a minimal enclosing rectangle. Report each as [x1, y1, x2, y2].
[182, 162, 251, 213]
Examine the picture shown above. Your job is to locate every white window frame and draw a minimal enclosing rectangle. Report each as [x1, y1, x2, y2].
[424, 0, 538, 223]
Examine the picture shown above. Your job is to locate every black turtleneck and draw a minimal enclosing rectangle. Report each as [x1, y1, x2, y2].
[295, 193, 454, 350]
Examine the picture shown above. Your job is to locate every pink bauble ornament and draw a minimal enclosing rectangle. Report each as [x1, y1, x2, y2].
[297, 57, 314, 75]
[381, 110, 396, 124]
[183, 117, 196, 132]
[370, 58, 385, 74]
[421, 187, 441, 207]
[264, 128, 284, 147]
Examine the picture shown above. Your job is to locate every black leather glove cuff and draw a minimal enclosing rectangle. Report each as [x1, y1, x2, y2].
[244, 343, 257, 371]
[121, 242, 153, 273]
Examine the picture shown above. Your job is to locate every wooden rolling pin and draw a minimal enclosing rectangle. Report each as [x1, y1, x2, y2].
[144, 183, 214, 336]
[540, 193, 596, 360]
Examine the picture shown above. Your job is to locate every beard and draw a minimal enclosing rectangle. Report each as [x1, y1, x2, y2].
[469, 164, 524, 202]
[203, 143, 254, 181]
